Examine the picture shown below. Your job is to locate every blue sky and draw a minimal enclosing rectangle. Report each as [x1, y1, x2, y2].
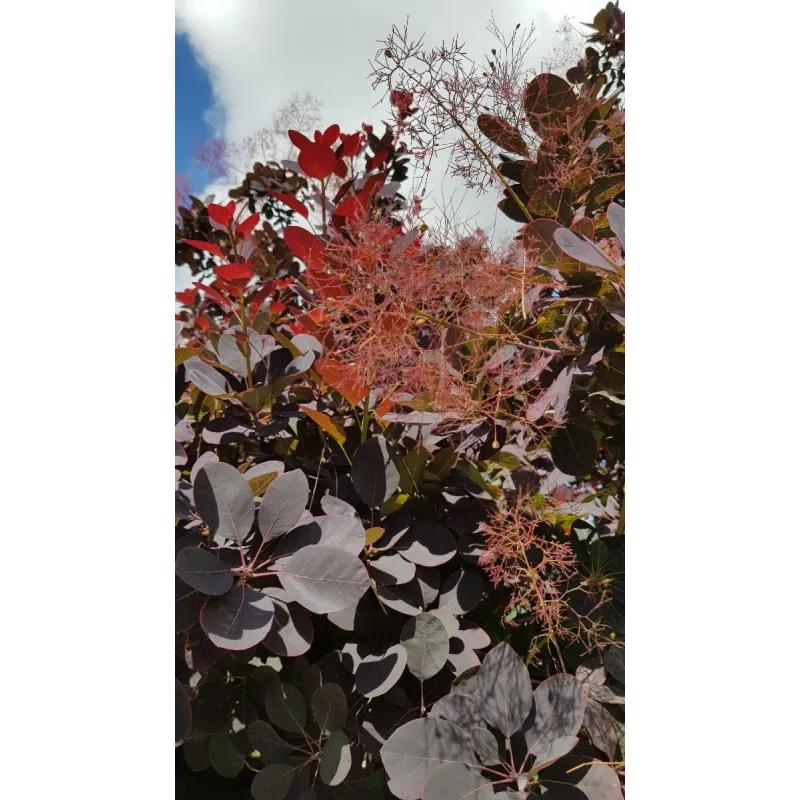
[175, 33, 213, 195]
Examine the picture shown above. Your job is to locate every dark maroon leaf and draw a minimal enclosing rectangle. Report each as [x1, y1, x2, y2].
[380, 718, 474, 800]
[265, 599, 313, 657]
[175, 547, 234, 596]
[320, 730, 352, 786]
[251, 763, 298, 800]
[422, 762, 495, 800]
[354, 643, 408, 698]
[352, 436, 400, 507]
[550, 423, 597, 478]
[277, 545, 370, 613]
[603, 647, 625, 684]
[437, 570, 483, 615]
[401, 612, 449, 681]
[257, 469, 309, 541]
[182, 737, 210, 772]
[476, 643, 532, 738]
[184, 629, 224, 670]
[369, 553, 416, 585]
[413, 566, 441, 607]
[194, 462, 255, 544]
[248, 720, 296, 762]
[176, 679, 192, 746]
[455, 621, 491, 651]
[200, 586, 275, 650]
[208, 729, 245, 777]
[312, 683, 348, 734]
[374, 584, 422, 616]
[201, 418, 253, 445]
[176, 579, 202, 632]
[397, 522, 456, 566]
[266, 681, 307, 734]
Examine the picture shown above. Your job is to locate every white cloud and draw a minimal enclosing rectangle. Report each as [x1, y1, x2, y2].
[175, 0, 603, 290]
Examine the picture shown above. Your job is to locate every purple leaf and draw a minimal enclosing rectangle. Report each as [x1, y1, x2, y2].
[277, 545, 370, 613]
[264, 598, 313, 657]
[257, 469, 309, 541]
[476, 643, 532, 738]
[354, 643, 408, 698]
[194, 462, 255, 544]
[523, 674, 585, 755]
[397, 522, 457, 566]
[380, 718, 474, 800]
[401, 612, 449, 681]
[353, 436, 401, 507]
[423, 762, 495, 800]
[175, 547, 234, 596]
[369, 553, 417, 585]
[437, 569, 483, 615]
[200, 586, 274, 650]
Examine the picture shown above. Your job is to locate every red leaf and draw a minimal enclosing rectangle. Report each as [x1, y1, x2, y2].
[195, 316, 211, 332]
[193, 282, 233, 310]
[366, 149, 389, 171]
[315, 358, 368, 406]
[321, 124, 340, 147]
[265, 190, 309, 219]
[247, 283, 274, 319]
[284, 226, 326, 271]
[288, 130, 313, 149]
[306, 271, 350, 301]
[287, 322, 306, 335]
[362, 172, 387, 198]
[269, 301, 287, 315]
[333, 158, 348, 179]
[207, 203, 234, 228]
[236, 213, 260, 239]
[291, 307, 329, 334]
[298, 142, 337, 180]
[334, 194, 368, 219]
[340, 133, 363, 158]
[183, 239, 226, 259]
[217, 263, 255, 284]
[175, 287, 199, 305]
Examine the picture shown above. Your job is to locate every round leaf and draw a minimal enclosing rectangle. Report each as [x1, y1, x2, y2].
[200, 587, 275, 650]
[257, 469, 309, 541]
[319, 730, 352, 786]
[476, 643, 532, 738]
[397, 522, 456, 567]
[401, 612, 449, 681]
[422, 762, 495, 800]
[176, 679, 192, 747]
[194, 462, 255, 543]
[277, 544, 370, 613]
[247, 720, 295, 763]
[437, 569, 483, 615]
[354, 644, 408, 698]
[264, 599, 313, 657]
[311, 683, 348, 734]
[550, 423, 597, 477]
[380, 718, 474, 800]
[352, 436, 400, 507]
[251, 763, 297, 800]
[523, 674, 585, 755]
[175, 547, 233, 596]
[266, 681, 307, 734]
[369, 553, 416, 585]
[208, 730, 244, 778]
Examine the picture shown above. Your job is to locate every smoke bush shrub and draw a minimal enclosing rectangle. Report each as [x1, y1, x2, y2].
[175, 6, 624, 799]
